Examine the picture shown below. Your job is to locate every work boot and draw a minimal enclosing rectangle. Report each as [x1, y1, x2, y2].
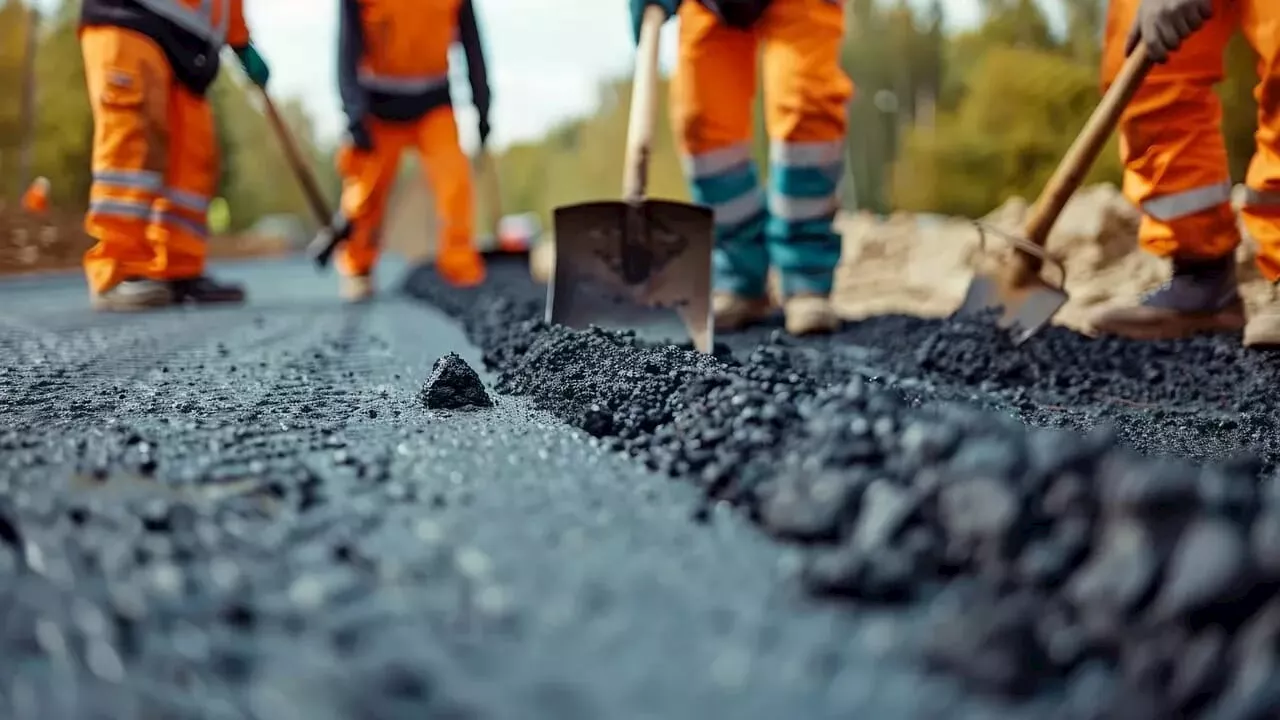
[90, 278, 175, 312]
[713, 292, 772, 332]
[436, 249, 486, 288]
[169, 275, 246, 305]
[340, 274, 374, 303]
[1089, 256, 1245, 340]
[1244, 284, 1280, 348]
[784, 293, 839, 336]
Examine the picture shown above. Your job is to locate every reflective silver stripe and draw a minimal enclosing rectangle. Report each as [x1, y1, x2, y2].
[165, 188, 210, 214]
[133, 0, 229, 46]
[770, 139, 843, 168]
[768, 194, 838, 222]
[151, 210, 209, 238]
[1141, 181, 1232, 221]
[93, 170, 163, 191]
[357, 70, 449, 95]
[682, 143, 752, 179]
[89, 199, 151, 219]
[711, 187, 765, 227]
[1242, 187, 1280, 208]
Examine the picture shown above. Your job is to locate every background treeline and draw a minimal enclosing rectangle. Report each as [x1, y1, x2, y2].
[493, 0, 1260, 224]
[0, 0, 1263, 236]
[0, 0, 338, 235]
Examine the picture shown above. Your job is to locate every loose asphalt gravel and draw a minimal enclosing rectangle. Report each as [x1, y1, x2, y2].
[1, 258, 1089, 720]
[401, 254, 1280, 720]
[3, 254, 1279, 719]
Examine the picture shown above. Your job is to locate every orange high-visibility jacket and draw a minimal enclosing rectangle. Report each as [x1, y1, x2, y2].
[80, 0, 249, 95]
[338, 0, 490, 131]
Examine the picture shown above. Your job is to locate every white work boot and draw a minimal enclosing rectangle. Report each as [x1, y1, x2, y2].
[1244, 282, 1280, 348]
[713, 292, 772, 332]
[783, 293, 838, 336]
[90, 278, 175, 312]
[340, 274, 374, 303]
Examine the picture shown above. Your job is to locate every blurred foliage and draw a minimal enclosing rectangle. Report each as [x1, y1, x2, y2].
[491, 0, 1266, 223]
[0, 0, 338, 234]
[0, 0, 1267, 233]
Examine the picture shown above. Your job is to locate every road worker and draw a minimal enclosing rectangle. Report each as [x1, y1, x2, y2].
[629, 0, 852, 336]
[21, 177, 49, 215]
[1091, 0, 1280, 346]
[327, 0, 491, 302]
[78, 0, 270, 312]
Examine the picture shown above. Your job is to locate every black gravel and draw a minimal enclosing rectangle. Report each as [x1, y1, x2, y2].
[6, 260, 1084, 720]
[402, 256, 1280, 718]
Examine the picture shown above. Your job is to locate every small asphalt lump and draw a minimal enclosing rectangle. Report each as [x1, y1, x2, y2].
[420, 353, 493, 410]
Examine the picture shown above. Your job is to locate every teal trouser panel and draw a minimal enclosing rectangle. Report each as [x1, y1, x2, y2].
[685, 142, 770, 298]
[766, 139, 843, 296]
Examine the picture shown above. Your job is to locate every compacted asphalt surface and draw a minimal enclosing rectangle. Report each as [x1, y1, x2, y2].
[0, 257, 1101, 720]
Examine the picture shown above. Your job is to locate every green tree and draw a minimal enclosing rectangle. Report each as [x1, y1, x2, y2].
[32, 0, 93, 208]
[892, 45, 1122, 216]
[0, 0, 33, 197]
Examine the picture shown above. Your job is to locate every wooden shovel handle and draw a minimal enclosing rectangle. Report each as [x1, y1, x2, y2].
[258, 87, 333, 226]
[622, 5, 666, 203]
[1022, 44, 1153, 256]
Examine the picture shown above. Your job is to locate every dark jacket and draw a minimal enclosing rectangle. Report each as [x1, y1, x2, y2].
[699, 0, 772, 28]
[338, 0, 490, 130]
[81, 0, 245, 96]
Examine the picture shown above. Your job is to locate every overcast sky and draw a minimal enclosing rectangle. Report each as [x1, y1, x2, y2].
[36, 0, 1045, 150]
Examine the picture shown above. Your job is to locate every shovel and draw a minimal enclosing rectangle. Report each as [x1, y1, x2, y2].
[955, 44, 1154, 345]
[473, 148, 509, 254]
[254, 87, 335, 240]
[547, 4, 715, 353]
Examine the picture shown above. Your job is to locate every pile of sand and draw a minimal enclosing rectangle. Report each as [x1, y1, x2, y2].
[528, 183, 1275, 333]
[833, 183, 1273, 331]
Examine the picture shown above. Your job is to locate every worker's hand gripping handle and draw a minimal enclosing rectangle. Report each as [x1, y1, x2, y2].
[622, 4, 665, 204]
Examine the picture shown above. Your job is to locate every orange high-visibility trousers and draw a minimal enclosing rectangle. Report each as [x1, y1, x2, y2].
[335, 106, 483, 285]
[80, 26, 218, 294]
[670, 0, 852, 298]
[1103, 0, 1280, 280]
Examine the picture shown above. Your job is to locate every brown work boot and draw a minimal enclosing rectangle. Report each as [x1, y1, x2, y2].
[1089, 256, 1245, 340]
[169, 275, 246, 305]
[783, 293, 839, 336]
[340, 274, 374, 303]
[436, 249, 486, 288]
[713, 292, 772, 332]
[1244, 284, 1280, 348]
[90, 278, 175, 312]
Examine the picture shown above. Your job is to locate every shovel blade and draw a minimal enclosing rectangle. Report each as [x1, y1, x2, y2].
[954, 272, 1068, 346]
[548, 199, 715, 352]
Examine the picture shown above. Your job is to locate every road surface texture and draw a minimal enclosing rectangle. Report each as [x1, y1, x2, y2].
[403, 255, 1280, 720]
[0, 258, 1098, 720]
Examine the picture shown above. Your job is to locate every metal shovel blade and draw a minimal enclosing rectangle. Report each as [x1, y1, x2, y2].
[955, 272, 1068, 346]
[548, 199, 715, 353]
[953, 221, 1069, 346]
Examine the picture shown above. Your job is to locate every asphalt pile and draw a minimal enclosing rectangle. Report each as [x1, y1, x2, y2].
[402, 259, 1280, 718]
[421, 352, 493, 410]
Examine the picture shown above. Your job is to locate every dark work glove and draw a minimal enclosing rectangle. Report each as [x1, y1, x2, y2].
[346, 119, 373, 152]
[1124, 0, 1212, 63]
[629, 0, 678, 44]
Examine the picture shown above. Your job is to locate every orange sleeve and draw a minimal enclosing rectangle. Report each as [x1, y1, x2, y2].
[226, 0, 250, 48]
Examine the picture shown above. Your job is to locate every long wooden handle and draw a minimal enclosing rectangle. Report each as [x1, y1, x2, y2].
[1023, 44, 1153, 249]
[622, 5, 666, 203]
[475, 148, 502, 239]
[258, 87, 332, 226]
